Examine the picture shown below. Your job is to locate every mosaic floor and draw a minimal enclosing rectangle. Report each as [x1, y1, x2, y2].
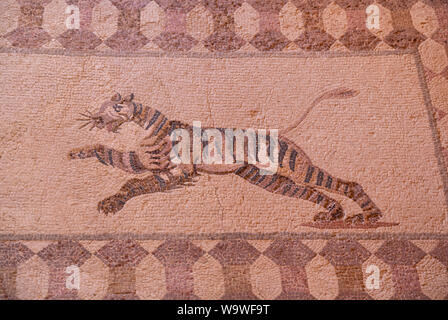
[0, 0, 448, 300]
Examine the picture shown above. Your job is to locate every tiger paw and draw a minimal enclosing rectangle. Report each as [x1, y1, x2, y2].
[97, 195, 126, 215]
[344, 214, 365, 225]
[313, 211, 340, 222]
[313, 212, 330, 222]
[366, 212, 383, 223]
[344, 212, 383, 225]
[68, 145, 104, 160]
[68, 148, 88, 160]
[313, 206, 345, 222]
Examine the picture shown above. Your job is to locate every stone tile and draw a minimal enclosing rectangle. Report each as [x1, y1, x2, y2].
[187, 4, 214, 41]
[193, 253, 225, 299]
[376, 240, 429, 299]
[306, 254, 338, 300]
[135, 252, 166, 299]
[16, 255, 49, 300]
[251, 255, 282, 299]
[234, 2, 259, 42]
[0, 0, 20, 37]
[322, 1, 347, 40]
[153, 240, 204, 299]
[416, 254, 448, 300]
[419, 38, 448, 74]
[410, 1, 439, 38]
[279, 1, 305, 41]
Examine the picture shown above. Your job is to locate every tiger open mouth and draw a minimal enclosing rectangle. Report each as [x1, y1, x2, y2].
[77, 110, 128, 133]
[106, 120, 125, 133]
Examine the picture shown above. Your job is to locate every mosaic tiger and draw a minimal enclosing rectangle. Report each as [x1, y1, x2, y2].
[68, 89, 383, 224]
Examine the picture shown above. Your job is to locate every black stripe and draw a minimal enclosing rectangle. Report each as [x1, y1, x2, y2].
[133, 103, 142, 117]
[325, 176, 333, 189]
[108, 149, 114, 167]
[154, 175, 166, 190]
[256, 175, 266, 185]
[289, 150, 297, 171]
[361, 200, 371, 208]
[235, 165, 248, 176]
[282, 183, 292, 195]
[291, 187, 299, 197]
[316, 194, 323, 204]
[316, 170, 324, 186]
[153, 117, 167, 136]
[137, 104, 143, 116]
[353, 186, 363, 201]
[250, 171, 260, 182]
[129, 152, 144, 173]
[264, 175, 278, 189]
[145, 110, 161, 130]
[271, 178, 283, 192]
[168, 121, 177, 135]
[304, 166, 314, 183]
[278, 141, 288, 168]
[243, 166, 258, 179]
[93, 150, 107, 166]
[300, 188, 308, 197]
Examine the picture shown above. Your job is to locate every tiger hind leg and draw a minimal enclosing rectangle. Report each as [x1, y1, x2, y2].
[98, 169, 195, 215]
[234, 165, 345, 221]
[296, 164, 383, 223]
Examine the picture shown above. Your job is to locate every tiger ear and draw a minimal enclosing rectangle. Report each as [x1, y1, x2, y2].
[111, 92, 122, 102]
[123, 93, 134, 102]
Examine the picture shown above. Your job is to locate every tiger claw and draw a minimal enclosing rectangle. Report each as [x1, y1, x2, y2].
[366, 212, 383, 223]
[68, 145, 103, 160]
[313, 205, 345, 222]
[313, 211, 342, 222]
[344, 212, 383, 225]
[344, 214, 365, 225]
[313, 212, 332, 222]
[68, 150, 86, 160]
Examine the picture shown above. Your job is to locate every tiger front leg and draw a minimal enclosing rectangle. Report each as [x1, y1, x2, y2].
[68, 144, 105, 160]
[68, 144, 137, 172]
[69, 144, 171, 174]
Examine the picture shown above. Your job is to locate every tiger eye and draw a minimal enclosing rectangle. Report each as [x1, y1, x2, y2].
[113, 104, 123, 112]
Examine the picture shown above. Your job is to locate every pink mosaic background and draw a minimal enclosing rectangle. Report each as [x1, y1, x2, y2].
[1, 0, 448, 300]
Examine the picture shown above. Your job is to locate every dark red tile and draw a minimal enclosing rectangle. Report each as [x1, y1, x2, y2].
[264, 240, 316, 299]
[209, 240, 260, 299]
[376, 240, 429, 299]
[321, 240, 372, 300]
[153, 240, 204, 299]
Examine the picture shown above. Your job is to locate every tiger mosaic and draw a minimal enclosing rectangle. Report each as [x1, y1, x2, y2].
[68, 89, 383, 225]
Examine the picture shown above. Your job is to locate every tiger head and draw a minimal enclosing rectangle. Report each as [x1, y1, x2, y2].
[78, 93, 138, 133]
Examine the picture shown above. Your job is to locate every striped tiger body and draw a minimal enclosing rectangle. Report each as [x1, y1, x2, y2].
[69, 90, 382, 224]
